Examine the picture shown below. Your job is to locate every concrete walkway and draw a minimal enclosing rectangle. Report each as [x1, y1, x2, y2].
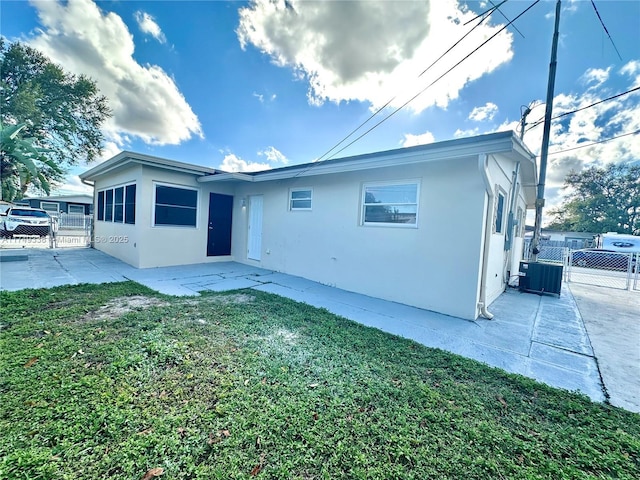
[1, 248, 610, 404]
[568, 283, 640, 412]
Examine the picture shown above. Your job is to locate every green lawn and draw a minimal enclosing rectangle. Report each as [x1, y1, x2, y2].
[1, 282, 638, 479]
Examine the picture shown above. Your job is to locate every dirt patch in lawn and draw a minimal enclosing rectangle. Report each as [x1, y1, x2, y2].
[82, 296, 170, 322]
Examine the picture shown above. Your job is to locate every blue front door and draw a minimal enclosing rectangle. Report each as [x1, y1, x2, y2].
[207, 193, 233, 256]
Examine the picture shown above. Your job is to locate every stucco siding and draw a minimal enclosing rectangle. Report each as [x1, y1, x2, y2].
[93, 165, 142, 267]
[136, 166, 235, 268]
[92, 165, 236, 268]
[232, 157, 487, 319]
[484, 154, 528, 305]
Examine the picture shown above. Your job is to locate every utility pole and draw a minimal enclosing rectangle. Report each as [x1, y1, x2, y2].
[520, 105, 532, 140]
[531, 0, 561, 262]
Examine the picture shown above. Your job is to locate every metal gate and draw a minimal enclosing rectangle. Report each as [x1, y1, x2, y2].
[566, 250, 638, 291]
[522, 245, 639, 291]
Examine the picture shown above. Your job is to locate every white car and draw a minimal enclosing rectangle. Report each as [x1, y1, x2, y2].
[1, 207, 52, 238]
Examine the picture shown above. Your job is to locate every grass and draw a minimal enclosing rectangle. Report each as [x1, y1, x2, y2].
[1, 282, 639, 479]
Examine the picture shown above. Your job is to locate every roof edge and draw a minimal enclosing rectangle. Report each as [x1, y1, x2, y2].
[80, 151, 219, 181]
[199, 130, 535, 183]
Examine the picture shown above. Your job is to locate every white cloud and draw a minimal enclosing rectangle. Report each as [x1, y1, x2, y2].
[219, 153, 271, 173]
[253, 91, 277, 104]
[620, 60, 640, 88]
[134, 10, 167, 44]
[580, 67, 610, 88]
[237, 0, 513, 113]
[51, 174, 93, 196]
[454, 127, 480, 138]
[98, 140, 122, 163]
[28, 0, 202, 148]
[402, 131, 435, 147]
[469, 102, 498, 122]
[219, 146, 288, 173]
[498, 65, 640, 218]
[258, 146, 288, 164]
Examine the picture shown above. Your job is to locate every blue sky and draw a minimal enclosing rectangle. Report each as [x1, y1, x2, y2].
[2, 0, 639, 214]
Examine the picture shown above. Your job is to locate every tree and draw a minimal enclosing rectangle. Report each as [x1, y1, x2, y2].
[547, 162, 640, 235]
[0, 38, 110, 200]
[0, 122, 63, 201]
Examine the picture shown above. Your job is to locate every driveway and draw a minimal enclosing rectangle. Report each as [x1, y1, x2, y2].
[568, 283, 640, 412]
[1, 247, 624, 407]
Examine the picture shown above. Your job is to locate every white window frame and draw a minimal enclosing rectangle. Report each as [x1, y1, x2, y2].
[68, 204, 85, 215]
[40, 201, 60, 214]
[289, 187, 313, 211]
[97, 182, 136, 224]
[361, 180, 420, 228]
[152, 181, 199, 228]
[493, 187, 507, 234]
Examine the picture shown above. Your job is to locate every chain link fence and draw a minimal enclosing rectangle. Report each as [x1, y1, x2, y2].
[522, 240, 639, 291]
[567, 250, 637, 290]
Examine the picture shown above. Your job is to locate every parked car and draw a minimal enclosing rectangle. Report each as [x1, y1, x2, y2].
[571, 248, 635, 271]
[1, 207, 51, 238]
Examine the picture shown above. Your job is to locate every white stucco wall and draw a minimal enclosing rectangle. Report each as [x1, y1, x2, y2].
[90, 150, 529, 320]
[93, 165, 143, 267]
[483, 155, 530, 305]
[93, 165, 234, 268]
[231, 157, 488, 320]
[136, 167, 235, 268]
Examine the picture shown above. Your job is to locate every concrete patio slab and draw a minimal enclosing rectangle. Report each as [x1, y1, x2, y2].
[0, 247, 613, 405]
[568, 283, 640, 413]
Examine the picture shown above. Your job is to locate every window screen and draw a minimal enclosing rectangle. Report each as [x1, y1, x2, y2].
[125, 184, 136, 224]
[495, 191, 505, 234]
[114, 187, 124, 223]
[289, 189, 312, 210]
[105, 189, 114, 222]
[362, 182, 418, 226]
[97, 191, 105, 221]
[154, 185, 197, 227]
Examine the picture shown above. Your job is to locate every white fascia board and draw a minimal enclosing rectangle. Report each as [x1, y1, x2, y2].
[199, 133, 526, 184]
[197, 172, 255, 183]
[24, 194, 93, 202]
[80, 151, 217, 181]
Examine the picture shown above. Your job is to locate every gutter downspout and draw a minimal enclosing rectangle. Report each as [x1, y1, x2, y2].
[503, 161, 521, 283]
[478, 153, 494, 320]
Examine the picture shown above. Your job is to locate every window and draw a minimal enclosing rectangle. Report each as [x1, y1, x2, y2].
[114, 187, 124, 223]
[125, 184, 136, 224]
[105, 189, 114, 222]
[154, 184, 197, 227]
[289, 188, 312, 210]
[40, 202, 59, 214]
[494, 189, 506, 234]
[97, 183, 136, 223]
[362, 181, 419, 227]
[68, 204, 85, 214]
[97, 191, 104, 221]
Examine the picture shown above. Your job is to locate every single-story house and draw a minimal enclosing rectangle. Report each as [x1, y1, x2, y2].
[17, 194, 93, 215]
[79, 131, 537, 320]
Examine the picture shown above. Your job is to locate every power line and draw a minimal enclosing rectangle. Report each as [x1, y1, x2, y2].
[488, 0, 525, 38]
[525, 85, 640, 131]
[324, 0, 540, 162]
[312, 1, 510, 165]
[546, 129, 639, 156]
[590, 0, 623, 61]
